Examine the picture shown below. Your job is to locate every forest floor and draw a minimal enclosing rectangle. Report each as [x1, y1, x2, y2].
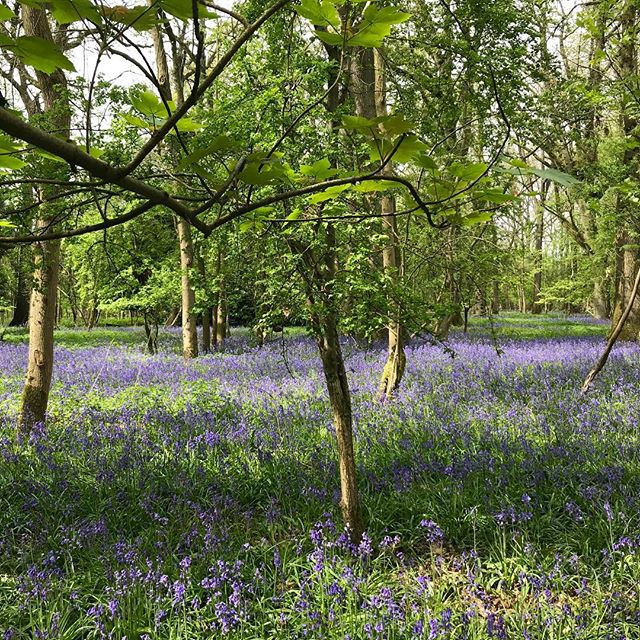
[1, 314, 639, 639]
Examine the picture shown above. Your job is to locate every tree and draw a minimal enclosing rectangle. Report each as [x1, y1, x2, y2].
[17, 4, 71, 435]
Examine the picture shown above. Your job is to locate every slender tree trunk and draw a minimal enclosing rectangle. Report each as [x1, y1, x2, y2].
[202, 309, 212, 352]
[18, 5, 70, 435]
[316, 316, 364, 541]
[211, 299, 219, 348]
[291, 224, 365, 543]
[531, 197, 544, 314]
[215, 298, 227, 343]
[377, 194, 406, 399]
[144, 313, 158, 355]
[583, 263, 640, 392]
[215, 248, 227, 344]
[177, 217, 198, 358]
[150, 12, 198, 359]
[196, 252, 212, 353]
[374, 51, 405, 400]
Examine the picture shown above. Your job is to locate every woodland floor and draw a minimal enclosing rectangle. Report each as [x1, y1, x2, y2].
[1, 314, 639, 639]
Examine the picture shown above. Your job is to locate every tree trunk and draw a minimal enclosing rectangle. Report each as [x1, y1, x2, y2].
[216, 298, 227, 343]
[150, 12, 198, 359]
[316, 316, 365, 541]
[531, 197, 544, 314]
[177, 217, 198, 358]
[291, 224, 365, 543]
[144, 313, 158, 355]
[377, 193, 406, 400]
[19, 228, 60, 433]
[211, 299, 219, 348]
[215, 248, 227, 344]
[591, 279, 610, 320]
[196, 252, 212, 353]
[18, 5, 70, 435]
[202, 309, 212, 353]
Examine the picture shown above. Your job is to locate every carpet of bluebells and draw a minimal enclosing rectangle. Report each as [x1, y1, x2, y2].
[1, 317, 640, 639]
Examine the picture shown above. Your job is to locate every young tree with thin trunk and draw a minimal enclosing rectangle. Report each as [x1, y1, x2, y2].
[150, 9, 198, 359]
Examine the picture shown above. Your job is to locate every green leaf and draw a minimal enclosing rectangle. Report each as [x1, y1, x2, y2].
[528, 166, 581, 186]
[160, 0, 216, 20]
[348, 5, 411, 47]
[475, 189, 517, 204]
[238, 206, 274, 232]
[450, 162, 488, 182]
[121, 113, 151, 129]
[0, 219, 16, 227]
[0, 154, 27, 170]
[50, 0, 102, 25]
[130, 89, 164, 117]
[239, 159, 287, 185]
[2, 36, 76, 73]
[286, 208, 303, 221]
[376, 114, 414, 135]
[178, 136, 239, 169]
[300, 158, 338, 180]
[0, 135, 23, 153]
[369, 135, 427, 163]
[34, 148, 67, 164]
[295, 0, 340, 27]
[314, 30, 344, 46]
[307, 184, 351, 204]
[415, 153, 438, 171]
[0, 6, 16, 20]
[352, 179, 396, 193]
[504, 159, 580, 187]
[460, 210, 494, 226]
[171, 117, 204, 133]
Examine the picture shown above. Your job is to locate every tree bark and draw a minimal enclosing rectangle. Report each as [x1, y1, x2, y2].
[18, 5, 70, 435]
[198, 246, 212, 353]
[177, 217, 198, 358]
[316, 316, 365, 541]
[290, 225, 365, 543]
[591, 279, 610, 320]
[531, 196, 544, 314]
[215, 248, 227, 344]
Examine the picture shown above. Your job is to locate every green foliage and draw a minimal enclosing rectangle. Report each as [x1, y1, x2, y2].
[295, 0, 411, 48]
[0, 34, 75, 73]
